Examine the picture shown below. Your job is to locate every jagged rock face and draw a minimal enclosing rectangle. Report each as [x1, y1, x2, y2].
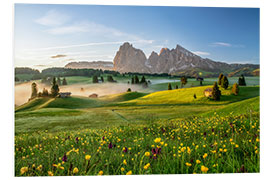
[113, 42, 150, 73]
[113, 42, 259, 75]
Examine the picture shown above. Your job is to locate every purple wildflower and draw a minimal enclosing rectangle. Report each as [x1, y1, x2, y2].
[62, 154, 67, 162]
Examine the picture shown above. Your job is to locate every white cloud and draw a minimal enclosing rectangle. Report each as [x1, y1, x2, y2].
[192, 51, 210, 56]
[46, 22, 90, 34]
[35, 10, 70, 26]
[211, 42, 232, 47]
[24, 40, 153, 52]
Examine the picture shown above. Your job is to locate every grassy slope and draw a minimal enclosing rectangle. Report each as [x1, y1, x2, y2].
[122, 86, 259, 106]
[15, 85, 259, 134]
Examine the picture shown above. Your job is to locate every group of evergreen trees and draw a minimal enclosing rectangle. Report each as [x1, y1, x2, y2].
[41, 76, 67, 86]
[218, 73, 229, 89]
[30, 77, 60, 100]
[92, 75, 115, 83]
[211, 73, 244, 101]
[130, 75, 148, 88]
[167, 76, 187, 90]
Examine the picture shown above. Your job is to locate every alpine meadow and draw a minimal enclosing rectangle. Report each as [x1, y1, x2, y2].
[14, 4, 260, 177]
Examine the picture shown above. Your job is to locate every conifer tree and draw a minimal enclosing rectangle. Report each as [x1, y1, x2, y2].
[140, 76, 146, 84]
[135, 75, 140, 84]
[221, 75, 229, 89]
[62, 78, 67, 85]
[238, 74, 246, 86]
[31, 82, 38, 99]
[212, 82, 221, 101]
[168, 83, 172, 90]
[218, 73, 224, 85]
[51, 77, 59, 97]
[93, 75, 99, 83]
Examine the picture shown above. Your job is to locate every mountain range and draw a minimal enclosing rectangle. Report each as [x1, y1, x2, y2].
[65, 42, 259, 77]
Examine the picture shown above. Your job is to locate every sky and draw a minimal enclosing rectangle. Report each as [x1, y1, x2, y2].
[14, 4, 260, 70]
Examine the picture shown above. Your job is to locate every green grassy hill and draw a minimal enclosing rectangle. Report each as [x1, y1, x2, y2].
[122, 86, 259, 106]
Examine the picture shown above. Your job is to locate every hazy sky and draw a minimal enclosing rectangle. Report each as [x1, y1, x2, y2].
[14, 4, 260, 70]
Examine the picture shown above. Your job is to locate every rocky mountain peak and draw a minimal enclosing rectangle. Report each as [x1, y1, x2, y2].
[120, 42, 133, 49]
[113, 42, 259, 76]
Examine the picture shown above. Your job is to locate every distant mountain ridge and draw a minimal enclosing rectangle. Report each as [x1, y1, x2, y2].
[65, 42, 259, 77]
[65, 61, 113, 70]
[113, 42, 259, 77]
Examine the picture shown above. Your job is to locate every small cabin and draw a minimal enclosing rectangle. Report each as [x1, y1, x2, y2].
[59, 92, 71, 98]
[204, 88, 213, 97]
[89, 93, 98, 98]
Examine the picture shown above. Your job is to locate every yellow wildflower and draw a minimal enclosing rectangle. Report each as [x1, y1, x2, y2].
[123, 159, 127, 165]
[126, 170, 132, 175]
[144, 163, 150, 170]
[201, 165, 209, 173]
[203, 153, 208, 159]
[145, 152, 150, 157]
[73, 167, 79, 174]
[121, 167, 125, 172]
[98, 170, 103, 176]
[185, 162, 192, 167]
[85, 155, 91, 160]
[154, 138, 161, 143]
[20, 167, 28, 175]
[48, 171, 54, 176]
[196, 160, 201, 164]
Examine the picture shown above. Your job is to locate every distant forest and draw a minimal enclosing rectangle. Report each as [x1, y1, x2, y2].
[15, 67, 174, 81]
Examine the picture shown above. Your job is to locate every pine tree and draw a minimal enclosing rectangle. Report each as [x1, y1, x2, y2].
[232, 83, 239, 95]
[168, 83, 172, 90]
[175, 85, 178, 89]
[212, 82, 221, 101]
[221, 75, 229, 89]
[93, 75, 99, 83]
[238, 75, 246, 86]
[140, 76, 146, 84]
[31, 82, 38, 99]
[131, 77, 135, 84]
[51, 77, 59, 97]
[100, 76, 104, 82]
[62, 78, 67, 85]
[218, 73, 224, 85]
[135, 75, 140, 84]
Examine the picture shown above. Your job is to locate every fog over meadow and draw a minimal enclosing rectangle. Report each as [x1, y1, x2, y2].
[15, 81, 145, 106]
